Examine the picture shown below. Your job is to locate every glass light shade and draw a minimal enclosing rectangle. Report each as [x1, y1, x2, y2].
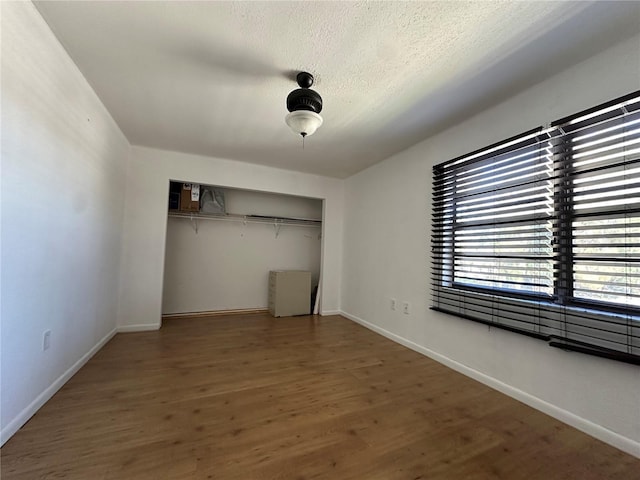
[285, 110, 323, 137]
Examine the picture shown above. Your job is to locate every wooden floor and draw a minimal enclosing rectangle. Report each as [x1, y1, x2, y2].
[2, 314, 638, 479]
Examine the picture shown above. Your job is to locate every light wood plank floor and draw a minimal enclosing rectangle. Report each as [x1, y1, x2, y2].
[2, 314, 639, 479]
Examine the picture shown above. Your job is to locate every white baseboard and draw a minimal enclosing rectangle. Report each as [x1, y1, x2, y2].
[1, 327, 118, 447]
[320, 310, 341, 316]
[340, 310, 640, 459]
[117, 323, 160, 332]
[162, 308, 268, 319]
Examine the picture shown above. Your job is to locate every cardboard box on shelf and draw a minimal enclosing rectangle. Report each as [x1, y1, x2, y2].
[179, 183, 200, 212]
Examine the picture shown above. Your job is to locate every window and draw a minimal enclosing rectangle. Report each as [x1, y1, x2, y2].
[432, 91, 640, 365]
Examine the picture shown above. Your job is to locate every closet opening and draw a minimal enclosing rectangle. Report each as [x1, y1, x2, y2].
[161, 181, 323, 321]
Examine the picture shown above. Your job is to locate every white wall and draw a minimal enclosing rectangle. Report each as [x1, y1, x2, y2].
[162, 189, 322, 314]
[1, 2, 130, 445]
[221, 188, 323, 220]
[118, 146, 343, 330]
[341, 33, 640, 457]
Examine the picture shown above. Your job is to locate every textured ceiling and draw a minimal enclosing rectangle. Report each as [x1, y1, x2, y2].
[34, 1, 640, 178]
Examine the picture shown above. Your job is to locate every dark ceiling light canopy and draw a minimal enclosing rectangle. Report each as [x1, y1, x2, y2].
[285, 72, 323, 138]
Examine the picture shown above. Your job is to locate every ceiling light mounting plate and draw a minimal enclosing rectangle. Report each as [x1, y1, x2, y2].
[296, 71, 314, 88]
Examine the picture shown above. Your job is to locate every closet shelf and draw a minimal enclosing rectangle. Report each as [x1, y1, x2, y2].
[168, 212, 322, 228]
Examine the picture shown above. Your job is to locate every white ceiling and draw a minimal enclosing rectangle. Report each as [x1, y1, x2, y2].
[35, 1, 640, 178]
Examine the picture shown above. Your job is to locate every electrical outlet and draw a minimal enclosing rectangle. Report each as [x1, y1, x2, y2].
[43, 330, 51, 351]
[390, 298, 397, 311]
[402, 302, 411, 315]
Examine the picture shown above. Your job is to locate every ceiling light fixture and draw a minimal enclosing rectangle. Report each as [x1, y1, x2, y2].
[285, 72, 323, 139]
